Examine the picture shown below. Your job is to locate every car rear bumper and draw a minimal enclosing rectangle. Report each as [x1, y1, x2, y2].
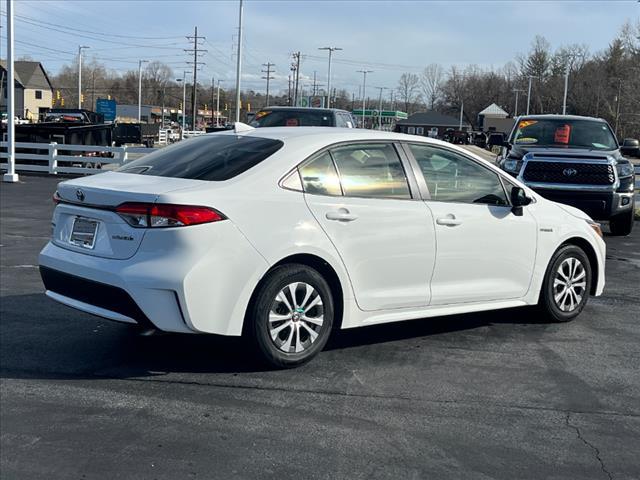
[38, 221, 270, 335]
[531, 188, 634, 220]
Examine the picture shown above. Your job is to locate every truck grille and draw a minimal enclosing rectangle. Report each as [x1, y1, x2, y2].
[522, 161, 614, 185]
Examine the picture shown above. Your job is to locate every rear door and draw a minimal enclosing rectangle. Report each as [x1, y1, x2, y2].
[405, 143, 537, 305]
[302, 142, 436, 311]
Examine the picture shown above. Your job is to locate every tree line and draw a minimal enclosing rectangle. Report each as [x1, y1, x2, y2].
[42, 20, 639, 137]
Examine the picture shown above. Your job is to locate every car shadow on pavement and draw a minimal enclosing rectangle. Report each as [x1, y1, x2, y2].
[0, 293, 548, 379]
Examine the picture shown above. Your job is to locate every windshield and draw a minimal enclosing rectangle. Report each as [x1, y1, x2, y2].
[118, 134, 284, 181]
[250, 109, 335, 127]
[512, 118, 617, 150]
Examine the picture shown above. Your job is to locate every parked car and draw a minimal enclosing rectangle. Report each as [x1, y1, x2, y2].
[40, 126, 605, 367]
[620, 138, 640, 158]
[250, 106, 356, 128]
[497, 115, 636, 235]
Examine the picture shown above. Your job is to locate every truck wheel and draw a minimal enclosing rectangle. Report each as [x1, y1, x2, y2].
[537, 245, 591, 323]
[609, 204, 634, 236]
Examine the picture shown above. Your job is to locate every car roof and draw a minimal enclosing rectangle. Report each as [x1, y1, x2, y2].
[516, 114, 608, 123]
[256, 106, 351, 114]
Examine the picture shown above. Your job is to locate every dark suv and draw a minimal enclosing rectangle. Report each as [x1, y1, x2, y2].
[497, 115, 636, 235]
[250, 107, 356, 128]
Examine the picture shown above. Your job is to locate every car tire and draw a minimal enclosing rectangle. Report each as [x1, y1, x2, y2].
[538, 245, 592, 323]
[609, 203, 635, 236]
[247, 264, 334, 368]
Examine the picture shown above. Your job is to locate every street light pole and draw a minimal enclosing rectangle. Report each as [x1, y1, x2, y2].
[3, 0, 18, 183]
[318, 47, 342, 108]
[137, 59, 148, 122]
[376, 86, 387, 130]
[176, 78, 184, 139]
[357, 69, 373, 128]
[216, 80, 222, 126]
[459, 99, 464, 130]
[234, 0, 244, 123]
[526, 75, 536, 115]
[513, 89, 524, 117]
[77, 45, 89, 108]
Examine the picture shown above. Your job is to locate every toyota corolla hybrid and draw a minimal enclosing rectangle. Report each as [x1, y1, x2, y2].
[39, 125, 606, 367]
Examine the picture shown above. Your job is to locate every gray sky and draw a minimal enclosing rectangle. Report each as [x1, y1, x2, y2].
[4, 0, 639, 95]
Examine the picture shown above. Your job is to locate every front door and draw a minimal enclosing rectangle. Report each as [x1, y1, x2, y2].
[406, 143, 537, 306]
[301, 143, 436, 311]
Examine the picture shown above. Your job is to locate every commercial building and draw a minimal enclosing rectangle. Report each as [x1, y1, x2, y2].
[351, 109, 407, 130]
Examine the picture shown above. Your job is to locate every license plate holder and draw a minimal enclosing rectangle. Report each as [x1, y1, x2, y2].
[70, 217, 99, 249]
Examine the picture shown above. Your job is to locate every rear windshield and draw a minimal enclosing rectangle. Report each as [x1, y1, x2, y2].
[250, 109, 335, 127]
[512, 118, 617, 150]
[117, 135, 283, 181]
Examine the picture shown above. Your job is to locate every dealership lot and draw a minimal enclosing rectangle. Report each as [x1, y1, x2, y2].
[1, 176, 639, 479]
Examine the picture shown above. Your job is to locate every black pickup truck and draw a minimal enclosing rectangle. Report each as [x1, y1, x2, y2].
[497, 115, 636, 236]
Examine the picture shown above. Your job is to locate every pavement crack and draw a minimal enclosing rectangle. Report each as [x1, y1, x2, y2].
[565, 412, 613, 480]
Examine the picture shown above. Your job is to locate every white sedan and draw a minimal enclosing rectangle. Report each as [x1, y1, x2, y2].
[39, 125, 606, 367]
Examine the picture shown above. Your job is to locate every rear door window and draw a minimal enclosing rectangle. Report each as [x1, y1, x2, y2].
[299, 151, 342, 196]
[118, 135, 283, 181]
[330, 143, 411, 199]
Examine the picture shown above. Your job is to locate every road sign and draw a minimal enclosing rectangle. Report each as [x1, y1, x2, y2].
[96, 98, 116, 122]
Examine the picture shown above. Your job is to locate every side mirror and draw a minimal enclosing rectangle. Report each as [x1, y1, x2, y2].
[510, 186, 532, 216]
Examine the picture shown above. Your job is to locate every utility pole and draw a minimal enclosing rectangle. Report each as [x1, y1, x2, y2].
[287, 75, 292, 105]
[77, 45, 89, 108]
[261, 62, 275, 107]
[292, 52, 301, 106]
[186, 26, 207, 130]
[234, 0, 244, 123]
[513, 88, 524, 117]
[459, 99, 464, 130]
[614, 78, 622, 136]
[210, 77, 215, 126]
[526, 75, 536, 115]
[176, 77, 184, 138]
[376, 86, 388, 130]
[137, 59, 148, 122]
[4, 0, 18, 183]
[216, 79, 222, 126]
[318, 46, 342, 108]
[357, 69, 373, 128]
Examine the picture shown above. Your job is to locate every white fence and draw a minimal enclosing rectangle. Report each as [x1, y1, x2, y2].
[183, 130, 207, 139]
[0, 142, 154, 175]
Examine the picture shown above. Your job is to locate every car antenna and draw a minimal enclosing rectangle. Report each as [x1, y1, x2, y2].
[234, 122, 255, 134]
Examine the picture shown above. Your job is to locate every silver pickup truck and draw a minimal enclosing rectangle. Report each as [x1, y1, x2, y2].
[497, 115, 636, 236]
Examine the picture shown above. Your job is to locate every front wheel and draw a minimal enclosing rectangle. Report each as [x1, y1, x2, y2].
[247, 264, 334, 368]
[538, 245, 592, 322]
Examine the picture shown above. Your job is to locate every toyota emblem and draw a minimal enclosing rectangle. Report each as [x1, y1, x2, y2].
[75, 189, 85, 202]
[562, 168, 578, 177]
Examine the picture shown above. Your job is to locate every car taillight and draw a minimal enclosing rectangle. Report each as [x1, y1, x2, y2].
[115, 202, 226, 228]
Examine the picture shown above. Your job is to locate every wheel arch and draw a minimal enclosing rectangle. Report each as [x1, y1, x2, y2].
[243, 253, 345, 333]
[560, 236, 599, 295]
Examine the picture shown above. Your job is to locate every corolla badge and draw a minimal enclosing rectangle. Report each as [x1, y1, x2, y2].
[562, 168, 578, 177]
[75, 189, 85, 202]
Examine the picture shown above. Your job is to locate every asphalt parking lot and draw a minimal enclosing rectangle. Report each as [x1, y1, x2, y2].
[1, 175, 639, 480]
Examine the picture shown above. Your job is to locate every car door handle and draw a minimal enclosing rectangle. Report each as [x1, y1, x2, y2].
[436, 215, 462, 226]
[325, 209, 358, 222]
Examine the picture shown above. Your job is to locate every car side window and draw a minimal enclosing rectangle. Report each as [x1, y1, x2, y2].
[408, 144, 508, 206]
[330, 143, 411, 199]
[334, 113, 346, 128]
[299, 151, 343, 196]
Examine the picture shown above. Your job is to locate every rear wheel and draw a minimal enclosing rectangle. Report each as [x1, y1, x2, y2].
[247, 264, 334, 368]
[609, 204, 634, 236]
[538, 245, 592, 322]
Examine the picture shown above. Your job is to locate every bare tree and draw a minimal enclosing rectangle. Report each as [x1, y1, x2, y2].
[419, 63, 443, 110]
[396, 73, 420, 114]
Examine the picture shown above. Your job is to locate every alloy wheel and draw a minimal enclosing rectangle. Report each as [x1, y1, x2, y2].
[269, 282, 324, 354]
[553, 257, 587, 312]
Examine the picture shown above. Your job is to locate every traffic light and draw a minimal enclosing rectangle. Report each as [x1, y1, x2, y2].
[56, 90, 60, 100]
[204, 104, 208, 111]
[61, 98, 65, 106]
[179, 102, 182, 110]
[80, 94, 85, 104]
[247, 103, 251, 112]
[52, 97, 56, 107]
